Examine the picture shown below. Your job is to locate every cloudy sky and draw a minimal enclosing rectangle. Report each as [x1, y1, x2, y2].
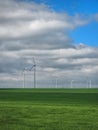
[0, 0, 98, 88]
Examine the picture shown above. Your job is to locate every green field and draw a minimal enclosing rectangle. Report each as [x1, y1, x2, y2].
[0, 88, 98, 130]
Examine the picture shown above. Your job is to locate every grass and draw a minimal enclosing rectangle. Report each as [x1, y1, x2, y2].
[0, 88, 98, 130]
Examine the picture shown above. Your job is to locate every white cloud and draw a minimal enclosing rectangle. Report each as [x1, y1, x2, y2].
[0, 0, 98, 88]
[0, 0, 88, 41]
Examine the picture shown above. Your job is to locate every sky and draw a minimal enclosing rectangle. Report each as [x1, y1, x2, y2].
[0, 0, 98, 88]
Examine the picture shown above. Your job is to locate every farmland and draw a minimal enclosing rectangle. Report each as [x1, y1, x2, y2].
[0, 88, 98, 130]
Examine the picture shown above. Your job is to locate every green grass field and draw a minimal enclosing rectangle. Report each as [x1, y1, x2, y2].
[0, 88, 98, 130]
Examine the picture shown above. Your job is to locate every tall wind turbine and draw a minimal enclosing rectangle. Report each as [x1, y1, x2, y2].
[89, 80, 92, 88]
[23, 68, 26, 88]
[23, 57, 36, 88]
[71, 80, 74, 88]
[56, 78, 58, 88]
[87, 79, 92, 88]
[29, 57, 36, 88]
[33, 57, 36, 88]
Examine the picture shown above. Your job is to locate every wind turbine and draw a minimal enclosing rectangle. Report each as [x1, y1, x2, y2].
[56, 78, 58, 88]
[89, 80, 92, 88]
[87, 79, 92, 88]
[29, 57, 36, 88]
[33, 57, 36, 88]
[71, 80, 74, 88]
[23, 57, 36, 88]
[23, 68, 26, 88]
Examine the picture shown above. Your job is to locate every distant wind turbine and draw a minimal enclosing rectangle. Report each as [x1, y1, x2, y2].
[89, 80, 92, 88]
[56, 78, 58, 88]
[23, 68, 26, 88]
[71, 80, 74, 88]
[87, 79, 92, 88]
